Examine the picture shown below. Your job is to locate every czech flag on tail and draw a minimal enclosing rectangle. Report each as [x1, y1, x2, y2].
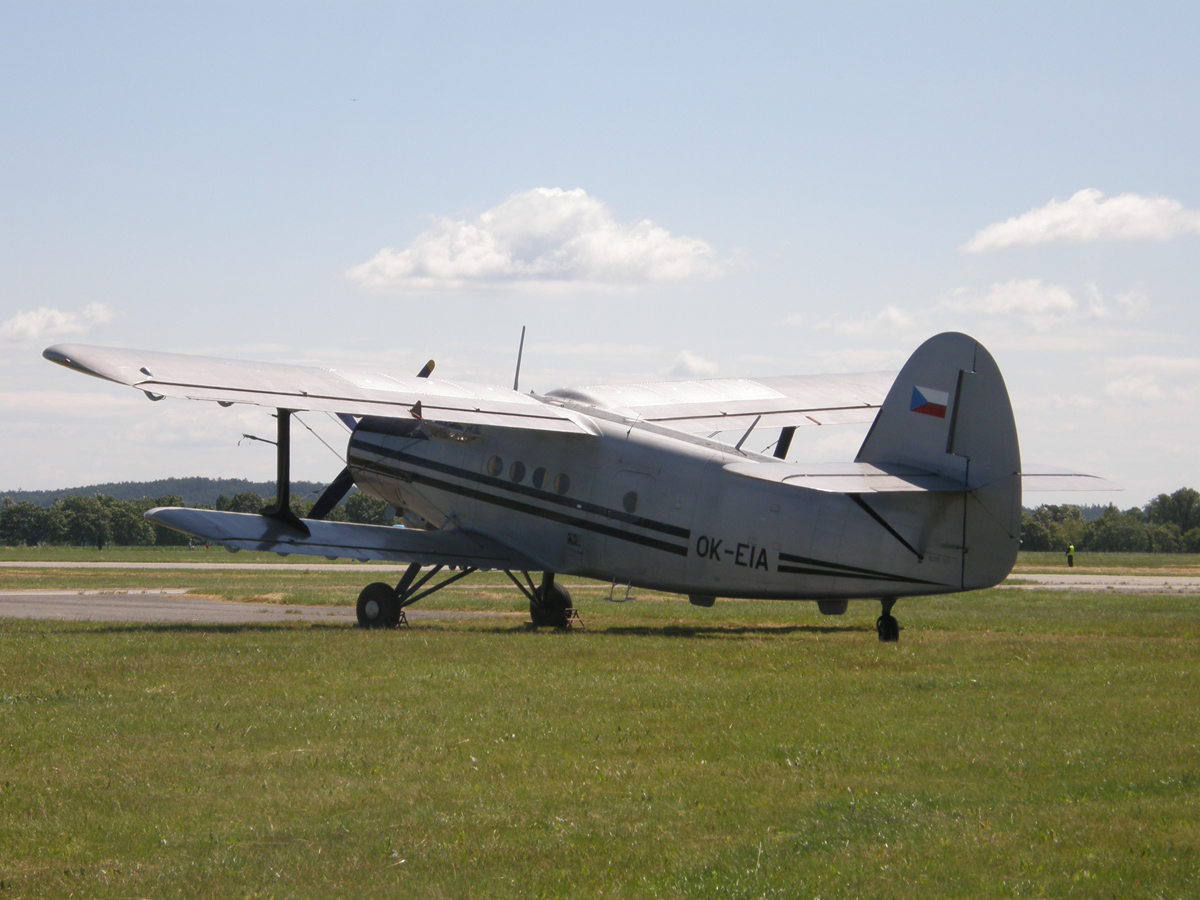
[910, 385, 949, 418]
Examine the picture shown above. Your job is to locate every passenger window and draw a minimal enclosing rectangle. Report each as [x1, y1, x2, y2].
[532, 467, 547, 489]
[509, 461, 526, 483]
[487, 456, 503, 477]
[623, 491, 638, 513]
[554, 473, 571, 495]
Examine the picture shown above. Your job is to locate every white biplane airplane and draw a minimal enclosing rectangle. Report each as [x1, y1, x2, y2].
[44, 332, 1114, 641]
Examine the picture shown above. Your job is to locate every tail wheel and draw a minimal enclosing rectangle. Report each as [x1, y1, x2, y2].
[530, 582, 572, 628]
[876, 613, 900, 643]
[357, 582, 401, 629]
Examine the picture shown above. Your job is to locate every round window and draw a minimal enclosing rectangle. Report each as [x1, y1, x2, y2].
[554, 473, 571, 495]
[623, 491, 638, 513]
[487, 455, 503, 477]
[532, 467, 547, 489]
[509, 461, 526, 483]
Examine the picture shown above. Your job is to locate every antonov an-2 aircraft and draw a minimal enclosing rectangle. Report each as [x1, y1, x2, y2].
[44, 332, 1113, 641]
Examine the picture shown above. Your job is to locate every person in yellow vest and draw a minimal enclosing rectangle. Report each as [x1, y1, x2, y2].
[1066, 543, 1075, 568]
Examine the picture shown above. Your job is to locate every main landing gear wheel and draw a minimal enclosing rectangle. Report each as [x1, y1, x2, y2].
[876, 598, 900, 643]
[530, 582, 572, 629]
[357, 582, 401, 629]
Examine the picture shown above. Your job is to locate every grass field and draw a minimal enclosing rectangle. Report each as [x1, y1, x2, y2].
[1, 557, 1199, 898]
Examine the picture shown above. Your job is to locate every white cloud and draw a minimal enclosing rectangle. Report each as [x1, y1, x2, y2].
[962, 189, 1200, 253]
[1107, 355, 1200, 375]
[944, 279, 1075, 330]
[941, 279, 1147, 331]
[0, 303, 113, 342]
[346, 188, 734, 291]
[817, 304, 913, 336]
[668, 350, 719, 378]
[1104, 374, 1163, 402]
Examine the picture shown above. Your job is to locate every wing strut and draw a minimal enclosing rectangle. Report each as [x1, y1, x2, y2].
[260, 409, 311, 536]
[308, 467, 355, 521]
[774, 426, 796, 459]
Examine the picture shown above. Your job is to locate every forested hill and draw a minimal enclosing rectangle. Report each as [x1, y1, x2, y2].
[0, 478, 330, 509]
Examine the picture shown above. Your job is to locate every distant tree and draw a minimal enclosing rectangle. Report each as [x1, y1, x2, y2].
[345, 491, 392, 525]
[1145, 488, 1200, 534]
[107, 499, 156, 546]
[1019, 513, 1052, 551]
[1146, 522, 1182, 553]
[1185, 528, 1200, 553]
[0, 499, 65, 546]
[61, 495, 112, 549]
[1081, 505, 1149, 552]
[290, 496, 314, 519]
[1022, 505, 1085, 552]
[217, 492, 265, 513]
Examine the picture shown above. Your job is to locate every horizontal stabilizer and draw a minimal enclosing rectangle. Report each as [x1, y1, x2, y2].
[1021, 465, 1122, 492]
[45, 344, 586, 434]
[144, 507, 541, 569]
[723, 460, 967, 493]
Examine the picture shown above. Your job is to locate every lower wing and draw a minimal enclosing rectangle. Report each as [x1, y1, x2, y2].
[146, 508, 543, 569]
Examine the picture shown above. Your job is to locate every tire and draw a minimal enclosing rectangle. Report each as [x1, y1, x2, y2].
[357, 582, 400, 629]
[876, 613, 900, 643]
[530, 582, 572, 628]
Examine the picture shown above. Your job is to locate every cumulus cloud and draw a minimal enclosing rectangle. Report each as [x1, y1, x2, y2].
[346, 188, 733, 291]
[1104, 374, 1163, 402]
[815, 304, 913, 336]
[668, 350, 719, 378]
[962, 189, 1200, 253]
[1107, 355, 1200, 375]
[941, 279, 1147, 331]
[0, 303, 113, 342]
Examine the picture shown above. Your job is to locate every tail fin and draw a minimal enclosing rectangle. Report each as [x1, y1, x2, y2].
[857, 333, 1021, 589]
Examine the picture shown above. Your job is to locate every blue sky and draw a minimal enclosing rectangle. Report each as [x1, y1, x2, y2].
[2, 2, 1198, 504]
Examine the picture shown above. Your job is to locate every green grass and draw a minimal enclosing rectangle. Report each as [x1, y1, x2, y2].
[1, 585, 1199, 898]
[1015, 551, 1200, 572]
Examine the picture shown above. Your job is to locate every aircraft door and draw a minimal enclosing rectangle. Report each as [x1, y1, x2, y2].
[602, 470, 656, 578]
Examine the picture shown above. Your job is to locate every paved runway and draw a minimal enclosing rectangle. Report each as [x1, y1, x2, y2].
[1001, 574, 1200, 594]
[1, 571, 1196, 626]
[0, 590, 523, 625]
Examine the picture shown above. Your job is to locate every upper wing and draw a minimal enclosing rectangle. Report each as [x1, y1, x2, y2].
[544, 372, 894, 432]
[44, 343, 586, 434]
[146, 507, 545, 568]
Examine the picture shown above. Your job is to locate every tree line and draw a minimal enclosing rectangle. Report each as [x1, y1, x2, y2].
[1021, 487, 1200, 553]
[0, 491, 392, 549]
[6, 485, 1199, 553]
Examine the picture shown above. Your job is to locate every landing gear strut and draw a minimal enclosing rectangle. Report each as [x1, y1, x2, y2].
[876, 598, 900, 643]
[504, 570, 574, 628]
[355, 562, 477, 629]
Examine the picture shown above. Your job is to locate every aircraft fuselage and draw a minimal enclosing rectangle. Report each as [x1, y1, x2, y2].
[347, 411, 974, 602]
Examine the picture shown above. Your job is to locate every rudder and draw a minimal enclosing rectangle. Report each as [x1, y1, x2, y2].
[856, 333, 1021, 589]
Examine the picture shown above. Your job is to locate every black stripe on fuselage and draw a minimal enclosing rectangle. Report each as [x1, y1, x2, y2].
[349, 444, 689, 557]
[349, 435, 690, 539]
[777, 551, 945, 586]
